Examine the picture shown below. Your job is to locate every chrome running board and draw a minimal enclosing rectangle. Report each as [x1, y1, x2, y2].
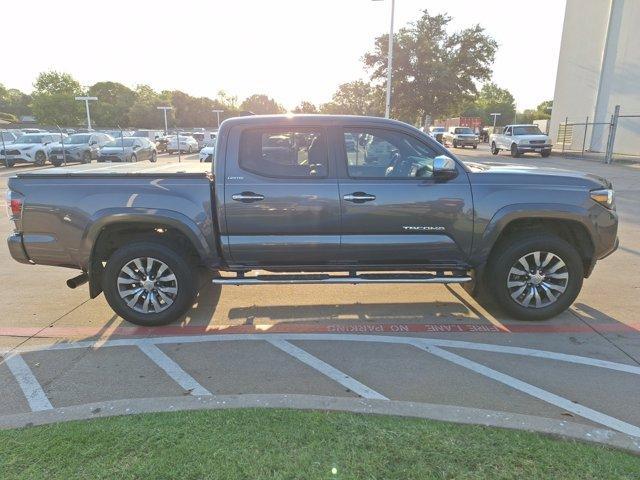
[212, 272, 471, 286]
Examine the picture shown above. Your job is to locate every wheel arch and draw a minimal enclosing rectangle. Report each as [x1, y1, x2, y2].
[82, 210, 219, 298]
[474, 204, 596, 278]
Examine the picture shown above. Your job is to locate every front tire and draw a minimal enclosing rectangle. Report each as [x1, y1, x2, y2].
[103, 241, 197, 326]
[541, 149, 551, 158]
[150, 151, 157, 162]
[485, 233, 583, 321]
[82, 151, 91, 164]
[510, 144, 521, 158]
[35, 151, 47, 166]
[491, 142, 499, 155]
[130, 154, 137, 163]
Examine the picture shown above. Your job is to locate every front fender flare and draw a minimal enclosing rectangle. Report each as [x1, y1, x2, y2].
[471, 203, 595, 265]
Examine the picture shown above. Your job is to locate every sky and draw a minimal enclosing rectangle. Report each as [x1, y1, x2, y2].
[3, 0, 566, 111]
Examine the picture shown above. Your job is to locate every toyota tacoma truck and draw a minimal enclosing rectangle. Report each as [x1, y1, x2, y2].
[6, 115, 618, 326]
[491, 124, 552, 158]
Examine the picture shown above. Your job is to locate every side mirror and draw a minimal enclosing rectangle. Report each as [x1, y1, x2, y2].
[433, 155, 458, 181]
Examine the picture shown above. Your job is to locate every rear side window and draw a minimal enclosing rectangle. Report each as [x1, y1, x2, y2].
[239, 128, 327, 178]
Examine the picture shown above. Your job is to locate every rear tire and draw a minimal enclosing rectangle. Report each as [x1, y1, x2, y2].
[485, 233, 584, 321]
[103, 241, 197, 326]
[150, 151, 157, 162]
[491, 142, 499, 155]
[81, 151, 91, 164]
[5, 159, 15, 167]
[130, 154, 137, 163]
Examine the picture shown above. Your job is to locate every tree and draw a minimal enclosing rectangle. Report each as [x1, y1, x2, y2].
[320, 81, 383, 116]
[535, 100, 553, 119]
[31, 71, 83, 126]
[462, 82, 516, 126]
[240, 94, 285, 115]
[0, 84, 32, 119]
[87, 82, 136, 127]
[127, 85, 170, 129]
[293, 101, 318, 114]
[363, 10, 497, 124]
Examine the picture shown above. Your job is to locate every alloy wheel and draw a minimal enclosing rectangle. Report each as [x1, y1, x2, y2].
[117, 257, 179, 314]
[506, 251, 569, 309]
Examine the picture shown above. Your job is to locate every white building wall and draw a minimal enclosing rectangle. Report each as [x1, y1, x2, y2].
[549, 0, 640, 156]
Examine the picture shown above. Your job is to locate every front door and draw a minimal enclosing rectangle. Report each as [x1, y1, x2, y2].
[336, 126, 473, 267]
[224, 125, 341, 266]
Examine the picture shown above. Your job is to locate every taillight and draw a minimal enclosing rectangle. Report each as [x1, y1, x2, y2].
[6, 190, 24, 230]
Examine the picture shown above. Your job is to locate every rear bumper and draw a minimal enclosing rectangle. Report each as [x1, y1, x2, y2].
[7, 233, 32, 264]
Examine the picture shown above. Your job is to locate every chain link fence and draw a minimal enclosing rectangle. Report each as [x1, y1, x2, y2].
[558, 105, 640, 164]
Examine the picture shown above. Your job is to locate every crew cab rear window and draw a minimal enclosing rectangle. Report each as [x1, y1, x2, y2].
[239, 128, 327, 178]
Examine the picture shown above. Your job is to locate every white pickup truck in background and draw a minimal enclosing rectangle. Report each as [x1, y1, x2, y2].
[490, 124, 552, 158]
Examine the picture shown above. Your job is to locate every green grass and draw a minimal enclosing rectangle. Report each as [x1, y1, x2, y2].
[0, 409, 638, 479]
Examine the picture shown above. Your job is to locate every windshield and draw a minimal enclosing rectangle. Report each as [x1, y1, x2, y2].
[431, 127, 446, 133]
[15, 134, 45, 144]
[132, 131, 151, 137]
[454, 127, 473, 134]
[66, 134, 92, 144]
[513, 125, 543, 135]
[105, 138, 136, 147]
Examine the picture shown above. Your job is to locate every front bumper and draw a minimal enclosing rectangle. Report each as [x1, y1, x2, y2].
[517, 144, 552, 152]
[98, 154, 127, 162]
[454, 138, 478, 146]
[7, 233, 32, 264]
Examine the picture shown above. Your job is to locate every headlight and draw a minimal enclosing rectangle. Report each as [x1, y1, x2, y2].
[590, 188, 614, 209]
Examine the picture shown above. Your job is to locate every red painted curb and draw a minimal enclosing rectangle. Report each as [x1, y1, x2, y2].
[1, 321, 638, 339]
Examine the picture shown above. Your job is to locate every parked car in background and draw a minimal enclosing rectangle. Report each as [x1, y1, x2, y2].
[199, 140, 216, 162]
[20, 128, 44, 134]
[429, 126, 446, 144]
[0, 131, 20, 144]
[98, 137, 157, 163]
[155, 135, 169, 153]
[132, 130, 163, 142]
[167, 135, 198, 154]
[491, 124, 552, 158]
[1, 132, 59, 167]
[48, 132, 113, 166]
[443, 127, 479, 149]
[192, 132, 206, 149]
[103, 130, 133, 139]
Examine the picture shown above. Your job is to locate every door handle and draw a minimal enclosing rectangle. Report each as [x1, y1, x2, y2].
[343, 192, 376, 203]
[232, 192, 265, 203]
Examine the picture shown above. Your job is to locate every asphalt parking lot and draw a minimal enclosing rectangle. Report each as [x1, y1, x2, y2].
[1, 146, 639, 449]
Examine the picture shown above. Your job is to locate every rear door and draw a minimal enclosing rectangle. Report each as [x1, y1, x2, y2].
[223, 125, 340, 266]
[336, 126, 473, 267]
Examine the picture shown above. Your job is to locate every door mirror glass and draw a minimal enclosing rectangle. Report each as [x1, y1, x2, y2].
[432, 155, 457, 180]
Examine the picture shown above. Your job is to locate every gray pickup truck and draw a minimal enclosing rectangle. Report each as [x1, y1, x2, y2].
[6, 115, 618, 326]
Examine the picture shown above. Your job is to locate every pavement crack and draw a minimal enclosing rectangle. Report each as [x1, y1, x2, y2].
[0, 298, 92, 365]
[569, 308, 640, 366]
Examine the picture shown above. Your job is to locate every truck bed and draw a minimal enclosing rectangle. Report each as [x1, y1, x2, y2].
[16, 161, 212, 178]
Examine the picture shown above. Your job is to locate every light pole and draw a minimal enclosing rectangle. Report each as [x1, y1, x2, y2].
[373, 0, 395, 119]
[157, 106, 173, 134]
[212, 109, 224, 130]
[75, 96, 98, 131]
[490, 113, 502, 131]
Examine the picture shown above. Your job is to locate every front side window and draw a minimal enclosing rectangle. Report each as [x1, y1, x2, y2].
[343, 128, 439, 179]
[239, 128, 327, 178]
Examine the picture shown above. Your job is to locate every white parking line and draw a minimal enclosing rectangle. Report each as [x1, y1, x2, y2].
[3, 354, 53, 412]
[137, 342, 212, 396]
[412, 342, 640, 437]
[267, 339, 388, 400]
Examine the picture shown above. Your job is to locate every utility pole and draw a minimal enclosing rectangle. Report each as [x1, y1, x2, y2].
[75, 96, 98, 131]
[212, 109, 224, 130]
[372, 0, 395, 118]
[157, 106, 173, 134]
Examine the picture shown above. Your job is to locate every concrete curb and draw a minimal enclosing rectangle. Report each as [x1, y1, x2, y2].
[1, 394, 638, 453]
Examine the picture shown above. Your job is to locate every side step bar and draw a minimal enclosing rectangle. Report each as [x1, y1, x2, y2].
[212, 272, 472, 285]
